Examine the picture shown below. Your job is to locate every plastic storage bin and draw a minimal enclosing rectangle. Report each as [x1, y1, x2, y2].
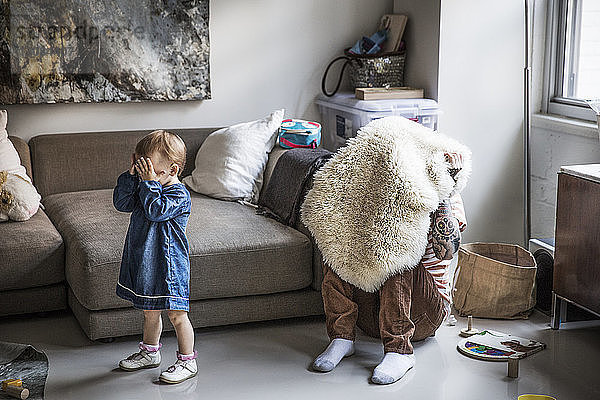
[316, 92, 440, 150]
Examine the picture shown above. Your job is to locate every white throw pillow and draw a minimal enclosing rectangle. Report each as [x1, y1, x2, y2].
[183, 109, 284, 203]
[0, 110, 31, 183]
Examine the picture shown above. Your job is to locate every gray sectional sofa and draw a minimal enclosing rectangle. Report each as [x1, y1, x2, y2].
[0, 129, 324, 340]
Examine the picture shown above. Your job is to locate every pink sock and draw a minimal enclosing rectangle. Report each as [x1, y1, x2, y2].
[177, 350, 197, 361]
[139, 342, 161, 352]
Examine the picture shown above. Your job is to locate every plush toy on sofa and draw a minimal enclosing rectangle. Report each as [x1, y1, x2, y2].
[0, 170, 41, 222]
[0, 109, 41, 222]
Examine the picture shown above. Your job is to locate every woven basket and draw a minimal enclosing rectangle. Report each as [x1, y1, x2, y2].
[322, 48, 406, 97]
[453, 243, 537, 319]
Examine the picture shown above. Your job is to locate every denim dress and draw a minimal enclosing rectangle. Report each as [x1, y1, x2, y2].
[113, 172, 192, 311]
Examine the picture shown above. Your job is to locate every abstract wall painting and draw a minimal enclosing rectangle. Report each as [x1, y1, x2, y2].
[0, 0, 211, 104]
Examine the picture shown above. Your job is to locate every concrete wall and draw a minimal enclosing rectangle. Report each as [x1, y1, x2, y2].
[437, 0, 526, 245]
[4, 0, 393, 142]
[530, 117, 600, 239]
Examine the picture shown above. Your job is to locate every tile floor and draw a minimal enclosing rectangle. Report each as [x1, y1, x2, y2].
[0, 310, 598, 400]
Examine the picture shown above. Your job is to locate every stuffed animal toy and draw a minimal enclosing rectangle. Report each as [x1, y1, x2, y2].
[0, 170, 41, 222]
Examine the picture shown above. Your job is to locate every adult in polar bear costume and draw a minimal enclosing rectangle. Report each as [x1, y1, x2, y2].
[301, 117, 471, 384]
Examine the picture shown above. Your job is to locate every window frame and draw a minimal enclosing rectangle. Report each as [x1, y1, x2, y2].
[543, 0, 597, 122]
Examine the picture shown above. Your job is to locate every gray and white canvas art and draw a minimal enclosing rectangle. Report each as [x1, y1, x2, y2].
[0, 0, 211, 104]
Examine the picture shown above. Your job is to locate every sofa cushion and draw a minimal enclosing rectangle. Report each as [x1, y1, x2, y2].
[30, 128, 220, 198]
[8, 136, 32, 181]
[0, 209, 64, 291]
[183, 110, 283, 203]
[43, 189, 313, 311]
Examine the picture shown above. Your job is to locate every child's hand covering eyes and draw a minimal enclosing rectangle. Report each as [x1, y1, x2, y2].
[135, 157, 160, 181]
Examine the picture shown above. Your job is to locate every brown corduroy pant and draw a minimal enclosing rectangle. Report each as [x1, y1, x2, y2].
[321, 262, 446, 354]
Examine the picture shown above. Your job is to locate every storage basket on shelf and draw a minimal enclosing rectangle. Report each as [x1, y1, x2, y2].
[322, 48, 406, 97]
[453, 243, 537, 319]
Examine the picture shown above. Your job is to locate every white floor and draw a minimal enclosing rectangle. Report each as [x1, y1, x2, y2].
[0, 310, 599, 400]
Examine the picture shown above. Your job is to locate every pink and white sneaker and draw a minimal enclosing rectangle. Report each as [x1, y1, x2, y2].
[159, 351, 198, 384]
[119, 342, 162, 371]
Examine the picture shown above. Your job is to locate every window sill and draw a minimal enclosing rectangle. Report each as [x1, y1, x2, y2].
[532, 113, 599, 139]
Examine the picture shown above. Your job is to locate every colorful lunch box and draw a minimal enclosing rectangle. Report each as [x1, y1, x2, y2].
[278, 119, 322, 149]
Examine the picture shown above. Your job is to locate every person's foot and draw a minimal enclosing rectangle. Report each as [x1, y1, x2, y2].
[371, 352, 415, 385]
[119, 343, 161, 371]
[159, 352, 198, 384]
[312, 338, 355, 372]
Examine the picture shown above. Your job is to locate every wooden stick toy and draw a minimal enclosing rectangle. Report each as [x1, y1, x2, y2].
[1, 379, 22, 391]
[1, 379, 29, 399]
[3, 386, 29, 399]
[459, 315, 480, 337]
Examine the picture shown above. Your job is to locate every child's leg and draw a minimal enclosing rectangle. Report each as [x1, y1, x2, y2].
[119, 310, 163, 371]
[159, 310, 197, 383]
[167, 310, 194, 355]
[143, 310, 163, 345]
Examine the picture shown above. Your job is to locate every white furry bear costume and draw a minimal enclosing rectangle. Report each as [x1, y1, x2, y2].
[301, 116, 471, 292]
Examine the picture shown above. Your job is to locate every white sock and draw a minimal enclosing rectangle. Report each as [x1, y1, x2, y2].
[312, 338, 355, 372]
[371, 352, 416, 384]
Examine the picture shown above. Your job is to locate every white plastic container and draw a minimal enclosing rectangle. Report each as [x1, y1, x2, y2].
[316, 92, 440, 150]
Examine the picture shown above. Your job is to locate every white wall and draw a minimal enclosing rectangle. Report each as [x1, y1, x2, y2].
[4, 0, 392, 141]
[438, 0, 526, 245]
[394, 0, 527, 245]
[5, 0, 530, 246]
[393, 0, 440, 100]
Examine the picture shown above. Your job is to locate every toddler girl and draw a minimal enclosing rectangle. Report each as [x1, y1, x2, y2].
[113, 130, 196, 384]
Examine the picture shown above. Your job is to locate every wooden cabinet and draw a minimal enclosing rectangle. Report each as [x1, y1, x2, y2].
[552, 165, 600, 329]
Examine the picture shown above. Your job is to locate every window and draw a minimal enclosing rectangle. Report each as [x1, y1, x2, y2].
[544, 0, 600, 121]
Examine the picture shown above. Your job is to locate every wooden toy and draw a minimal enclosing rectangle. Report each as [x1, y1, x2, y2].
[459, 315, 480, 337]
[457, 330, 546, 361]
[508, 355, 519, 378]
[2, 385, 29, 399]
[378, 14, 408, 53]
[1, 379, 22, 390]
[355, 87, 424, 100]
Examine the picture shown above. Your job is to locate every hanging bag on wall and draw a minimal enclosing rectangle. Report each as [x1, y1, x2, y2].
[453, 242, 537, 319]
[321, 47, 407, 97]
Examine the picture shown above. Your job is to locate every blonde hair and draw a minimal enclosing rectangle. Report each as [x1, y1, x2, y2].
[135, 130, 186, 176]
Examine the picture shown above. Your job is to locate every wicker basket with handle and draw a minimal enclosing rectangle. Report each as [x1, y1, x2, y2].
[321, 48, 406, 97]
